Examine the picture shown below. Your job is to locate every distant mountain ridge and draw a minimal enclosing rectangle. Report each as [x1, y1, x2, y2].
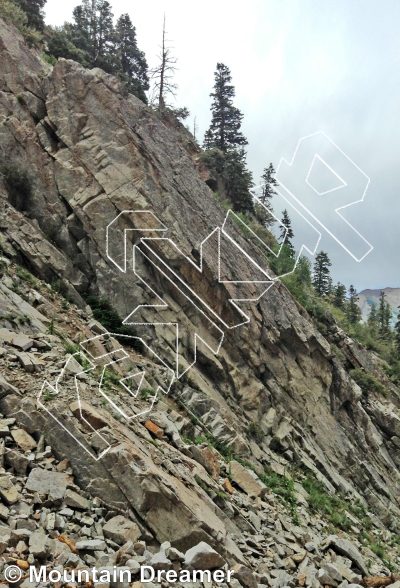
[357, 286, 400, 327]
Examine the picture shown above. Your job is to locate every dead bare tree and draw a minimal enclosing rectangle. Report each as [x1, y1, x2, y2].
[150, 15, 178, 116]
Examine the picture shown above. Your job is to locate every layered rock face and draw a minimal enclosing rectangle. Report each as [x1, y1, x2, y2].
[1, 15, 400, 562]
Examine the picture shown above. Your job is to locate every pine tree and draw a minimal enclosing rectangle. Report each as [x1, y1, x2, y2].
[202, 129, 214, 150]
[14, 0, 46, 30]
[395, 306, 400, 355]
[279, 210, 294, 248]
[312, 251, 332, 296]
[205, 63, 248, 153]
[222, 149, 254, 214]
[68, 0, 115, 73]
[378, 291, 392, 339]
[367, 302, 378, 329]
[255, 163, 278, 227]
[333, 282, 347, 310]
[115, 14, 149, 103]
[347, 285, 362, 324]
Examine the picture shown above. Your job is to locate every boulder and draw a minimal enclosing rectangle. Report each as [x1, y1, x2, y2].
[145, 421, 164, 439]
[4, 449, 29, 475]
[229, 461, 267, 498]
[166, 546, 185, 562]
[184, 541, 225, 570]
[0, 329, 33, 351]
[190, 444, 220, 481]
[64, 489, 90, 510]
[29, 531, 51, 559]
[75, 539, 106, 551]
[321, 536, 368, 577]
[70, 400, 108, 430]
[0, 476, 20, 504]
[103, 516, 141, 545]
[0, 373, 21, 398]
[25, 468, 67, 501]
[11, 428, 37, 451]
[231, 564, 258, 588]
[150, 551, 172, 571]
[0, 525, 11, 554]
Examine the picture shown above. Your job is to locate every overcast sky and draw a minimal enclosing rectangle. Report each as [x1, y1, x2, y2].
[44, 0, 400, 292]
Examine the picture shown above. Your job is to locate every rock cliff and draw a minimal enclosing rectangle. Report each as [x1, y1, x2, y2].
[1, 15, 400, 587]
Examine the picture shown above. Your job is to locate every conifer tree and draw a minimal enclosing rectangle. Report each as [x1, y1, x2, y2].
[205, 63, 248, 152]
[347, 285, 362, 324]
[48, 0, 149, 103]
[222, 149, 254, 214]
[312, 251, 332, 296]
[279, 210, 294, 248]
[378, 291, 392, 339]
[115, 14, 149, 102]
[333, 282, 347, 310]
[255, 163, 278, 227]
[14, 0, 46, 30]
[368, 302, 379, 330]
[395, 306, 400, 355]
[68, 0, 115, 73]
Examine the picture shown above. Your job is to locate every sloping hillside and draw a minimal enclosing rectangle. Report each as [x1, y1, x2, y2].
[1, 15, 400, 586]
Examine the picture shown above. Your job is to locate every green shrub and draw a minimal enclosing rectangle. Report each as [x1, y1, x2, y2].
[64, 342, 80, 355]
[15, 265, 36, 287]
[247, 421, 264, 443]
[349, 369, 387, 395]
[85, 296, 143, 351]
[42, 53, 57, 65]
[0, 0, 43, 46]
[140, 388, 156, 400]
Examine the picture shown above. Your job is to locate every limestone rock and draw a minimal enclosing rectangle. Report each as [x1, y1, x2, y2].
[321, 536, 368, 577]
[29, 531, 51, 559]
[190, 444, 220, 481]
[184, 541, 225, 570]
[0, 329, 33, 351]
[25, 468, 67, 500]
[231, 564, 258, 588]
[0, 476, 20, 504]
[70, 400, 108, 430]
[11, 428, 37, 451]
[103, 515, 141, 546]
[64, 489, 90, 510]
[75, 539, 106, 551]
[229, 461, 267, 498]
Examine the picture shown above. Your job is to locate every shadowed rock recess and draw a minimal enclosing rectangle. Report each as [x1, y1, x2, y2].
[1, 15, 400, 588]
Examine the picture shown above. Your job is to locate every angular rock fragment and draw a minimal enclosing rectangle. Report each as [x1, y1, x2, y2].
[190, 444, 220, 480]
[0, 329, 33, 351]
[103, 515, 141, 545]
[184, 541, 225, 570]
[29, 531, 51, 559]
[145, 420, 164, 439]
[229, 461, 267, 498]
[25, 468, 67, 501]
[75, 539, 106, 551]
[11, 428, 37, 451]
[231, 564, 258, 588]
[0, 476, 20, 504]
[64, 489, 90, 510]
[70, 400, 109, 430]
